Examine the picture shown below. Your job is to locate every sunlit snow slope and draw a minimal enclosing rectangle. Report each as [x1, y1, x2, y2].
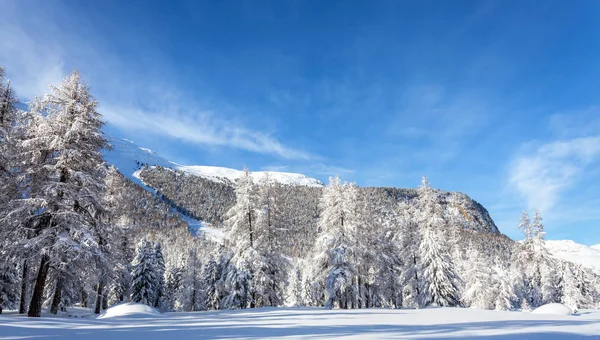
[104, 136, 322, 187]
[545, 240, 600, 273]
[178, 165, 323, 187]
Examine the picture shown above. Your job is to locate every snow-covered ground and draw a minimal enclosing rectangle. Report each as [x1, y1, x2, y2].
[545, 240, 600, 273]
[1, 307, 599, 339]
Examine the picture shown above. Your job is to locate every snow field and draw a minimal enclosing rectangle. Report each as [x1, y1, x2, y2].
[1, 307, 599, 339]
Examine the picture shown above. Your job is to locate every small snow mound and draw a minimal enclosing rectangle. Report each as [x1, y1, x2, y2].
[97, 303, 160, 319]
[531, 303, 573, 315]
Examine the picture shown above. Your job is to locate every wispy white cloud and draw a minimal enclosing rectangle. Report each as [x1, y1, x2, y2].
[509, 135, 600, 213]
[101, 104, 313, 160]
[0, 1, 313, 161]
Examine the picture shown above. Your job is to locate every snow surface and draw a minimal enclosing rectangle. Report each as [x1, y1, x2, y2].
[1, 307, 599, 339]
[532, 303, 574, 316]
[177, 165, 323, 187]
[97, 303, 161, 319]
[545, 240, 600, 273]
[103, 136, 177, 187]
[104, 136, 323, 187]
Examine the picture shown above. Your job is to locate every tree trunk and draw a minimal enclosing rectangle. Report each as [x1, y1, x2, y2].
[50, 277, 63, 315]
[82, 289, 88, 307]
[250, 291, 256, 308]
[94, 280, 104, 314]
[248, 211, 253, 248]
[28, 255, 50, 317]
[357, 276, 362, 308]
[19, 259, 28, 314]
[102, 290, 108, 310]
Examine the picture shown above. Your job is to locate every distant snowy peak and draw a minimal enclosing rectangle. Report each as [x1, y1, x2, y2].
[103, 136, 177, 186]
[177, 165, 323, 187]
[104, 136, 323, 187]
[545, 240, 600, 273]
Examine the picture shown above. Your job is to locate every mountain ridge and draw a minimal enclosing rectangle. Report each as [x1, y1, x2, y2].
[104, 136, 323, 187]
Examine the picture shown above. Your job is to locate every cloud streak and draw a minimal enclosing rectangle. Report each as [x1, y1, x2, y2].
[0, 1, 313, 161]
[101, 104, 313, 160]
[509, 135, 600, 213]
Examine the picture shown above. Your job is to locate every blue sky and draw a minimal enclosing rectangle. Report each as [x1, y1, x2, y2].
[2, 0, 600, 244]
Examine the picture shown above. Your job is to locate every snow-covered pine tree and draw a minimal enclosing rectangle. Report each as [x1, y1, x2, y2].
[0, 66, 26, 315]
[153, 243, 166, 309]
[0, 65, 19, 183]
[223, 167, 258, 309]
[130, 238, 157, 306]
[461, 245, 494, 309]
[287, 263, 305, 307]
[416, 177, 461, 307]
[165, 254, 185, 311]
[561, 263, 586, 314]
[252, 173, 288, 307]
[0, 262, 19, 314]
[531, 211, 560, 305]
[18, 71, 110, 317]
[182, 248, 204, 311]
[308, 176, 359, 309]
[493, 264, 516, 311]
[398, 202, 421, 308]
[201, 256, 221, 310]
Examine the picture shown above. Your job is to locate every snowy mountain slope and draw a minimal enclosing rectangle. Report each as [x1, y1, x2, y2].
[545, 240, 600, 273]
[178, 165, 323, 187]
[592, 244, 600, 251]
[103, 136, 178, 186]
[104, 136, 323, 187]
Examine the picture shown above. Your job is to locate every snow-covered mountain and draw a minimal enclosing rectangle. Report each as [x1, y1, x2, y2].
[178, 165, 323, 187]
[104, 136, 323, 187]
[545, 240, 600, 273]
[104, 137, 178, 185]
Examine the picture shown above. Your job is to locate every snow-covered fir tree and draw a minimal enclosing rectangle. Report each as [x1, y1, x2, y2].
[182, 248, 204, 311]
[153, 243, 166, 309]
[561, 263, 586, 313]
[461, 245, 494, 309]
[416, 177, 461, 307]
[514, 210, 561, 308]
[11, 71, 111, 317]
[308, 176, 359, 309]
[165, 254, 185, 311]
[493, 264, 516, 311]
[130, 238, 157, 306]
[202, 256, 222, 310]
[222, 167, 257, 309]
[0, 262, 19, 314]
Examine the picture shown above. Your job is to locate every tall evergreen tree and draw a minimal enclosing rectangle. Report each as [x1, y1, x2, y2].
[16, 71, 110, 317]
[130, 238, 157, 306]
[153, 243, 166, 309]
[416, 177, 461, 307]
[308, 177, 359, 309]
